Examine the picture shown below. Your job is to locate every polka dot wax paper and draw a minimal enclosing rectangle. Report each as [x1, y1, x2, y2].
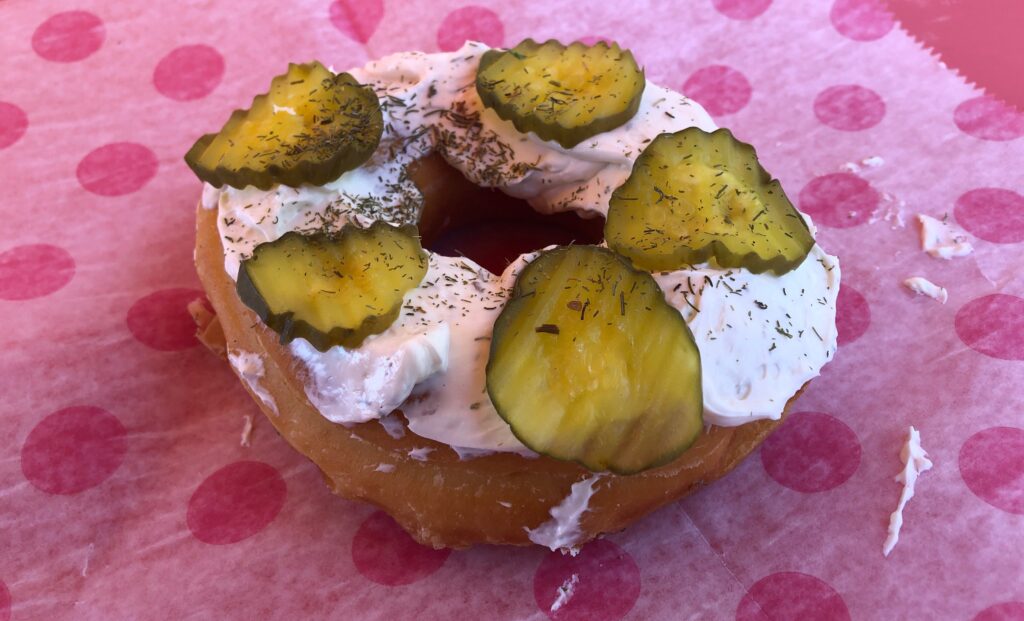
[1, 0, 1022, 619]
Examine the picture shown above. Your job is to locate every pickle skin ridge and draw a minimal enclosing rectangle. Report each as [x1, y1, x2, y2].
[475, 39, 646, 150]
[184, 63, 383, 191]
[235, 223, 425, 353]
[607, 127, 815, 276]
[486, 245, 704, 476]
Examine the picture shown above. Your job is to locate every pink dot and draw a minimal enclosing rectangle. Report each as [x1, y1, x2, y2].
[836, 285, 870, 345]
[0, 102, 28, 149]
[973, 602, 1024, 621]
[960, 427, 1024, 515]
[0, 580, 8, 621]
[351, 511, 451, 585]
[955, 188, 1024, 244]
[153, 45, 224, 102]
[736, 572, 850, 621]
[76, 142, 158, 197]
[712, 0, 772, 20]
[760, 412, 861, 493]
[21, 406, 127, 495]
[813, 85, 885, 131]
[954, 96, 1024, 142]
[682, 65, 752, 117]
[187, 461, 286, 544]
[436, 6, 504, 52]
[829, 0, 894, 42]
[0, 244, 75, 301]
[126, 288, 204, 352]
[955, 294, 1024, 361]
[798, 172, 878, 228]
[329, 0, 384, 44]
[533, 539, 641, 621]
[32, 11, 105, 63]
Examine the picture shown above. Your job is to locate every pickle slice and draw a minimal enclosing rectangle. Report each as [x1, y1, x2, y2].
[486, 246, 702, 474]
[476, 39, 645, 149]
[236, 222, 427, 351]
[185, 61, 383, 190]
[606, 128, 815, 275]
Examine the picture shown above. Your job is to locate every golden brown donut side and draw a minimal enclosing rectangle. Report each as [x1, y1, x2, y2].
[195, 202, 801, 549]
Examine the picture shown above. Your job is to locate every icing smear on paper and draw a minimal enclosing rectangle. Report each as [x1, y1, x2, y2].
[918, 214, 973, 259]
[527, 475, 603, 552]
[240, 415, 254, 447]
[550, 573, 580, 612]
[884, 426, 934, 557]
[903, 277, 948, 304]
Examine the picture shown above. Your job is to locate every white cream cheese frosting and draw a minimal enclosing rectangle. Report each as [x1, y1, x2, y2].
[527, 475, 603, 551]
[227, 350, 278, 415]
[918, 214, 973, 259]
[903, 276, 948, 304]
[205, 42, 840, 454]
[883, 426, 933, 557]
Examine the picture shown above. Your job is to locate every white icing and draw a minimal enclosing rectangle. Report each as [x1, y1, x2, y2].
[903, 277, 948, 304]
[883, 426, 933, 557]
[289, 322, 449, 424]
[377, 413, 407, 439]
[527, 475, 602, 551]
[408, 447, 434, 461]
[840, 155, 884, 173]
[211, 42, 839, 452]
[654, 248, 839, 426]
[240, 415, 253, 447]
[227, 351, 278, 415]
[550, 574, 580, 612]
[374, 463, 396, 473]
[918, 214, 973, 259]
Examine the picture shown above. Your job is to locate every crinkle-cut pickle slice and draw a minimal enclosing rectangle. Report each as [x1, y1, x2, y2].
[185, 61, 383, 190]
[606, 127, 815, 275]
[236, 222, 427, 352]
[476, 39, 645, 149]
[486, 245, 703, 474]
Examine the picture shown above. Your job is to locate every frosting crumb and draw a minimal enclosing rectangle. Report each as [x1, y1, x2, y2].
[408, 447, 435, 461]
[883, 426, 933, 557]
[550, 573, 580, 612]
[918, 214, 973, 259]
[903, 277, 948, 304]
[240, 415, 253, 447]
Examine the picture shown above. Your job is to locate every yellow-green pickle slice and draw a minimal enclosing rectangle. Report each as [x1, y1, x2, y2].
[486, 246, 703, 474]
[476, 39, 645, 149]
[236, 222, 427, 352]
[185, 61, 383, 190]
[606, 127, 815, 274]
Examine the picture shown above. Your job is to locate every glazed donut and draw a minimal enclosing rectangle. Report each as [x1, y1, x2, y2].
[188, 40, 840, 549]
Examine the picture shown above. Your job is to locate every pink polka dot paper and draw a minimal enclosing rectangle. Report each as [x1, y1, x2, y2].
[1, 1, 1022, 619]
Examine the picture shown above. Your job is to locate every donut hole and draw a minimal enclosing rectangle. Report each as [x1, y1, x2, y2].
[411, 154, 605, 275]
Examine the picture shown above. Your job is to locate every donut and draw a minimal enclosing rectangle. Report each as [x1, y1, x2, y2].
[187, 40, 840, 549]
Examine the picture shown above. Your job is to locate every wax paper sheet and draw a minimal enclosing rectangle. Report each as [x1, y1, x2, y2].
[2, 1, 1023, 619]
